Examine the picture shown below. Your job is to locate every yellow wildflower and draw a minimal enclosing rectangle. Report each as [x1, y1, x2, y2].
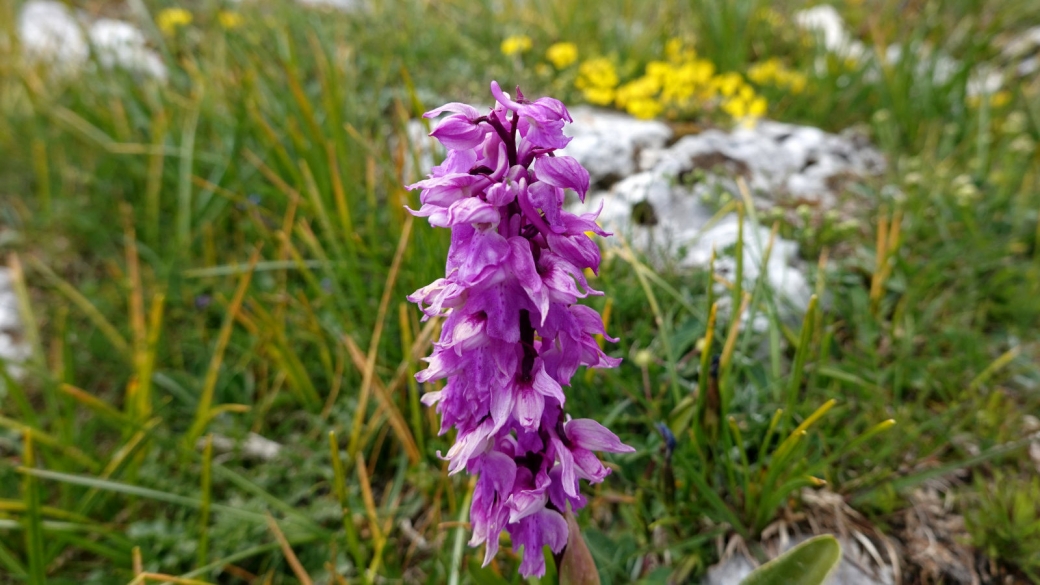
[626, 98, 664, 120]
[615, 75, 660, 108]
[582, 87, 616, 106]
[546, 42, 578, 69]
[646, 60, 672, 83]
[748, 58, 780, 85]
[576, 58, 619, 91]
[217, 10, 242, 29]
[714, 72, 744, 97]
[723, 93, 767, 125]
[749, 59, 809, 95]
[748, 96, 767, 117]
[689, 59, 715, 85]
[659, 59, 710, 104]
[501, 35, 533, 56]
[157, 8, 192, 35]
[722, 97, 747, 119]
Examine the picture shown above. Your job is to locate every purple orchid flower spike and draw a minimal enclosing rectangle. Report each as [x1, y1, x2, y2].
[407, 81, 634, 578]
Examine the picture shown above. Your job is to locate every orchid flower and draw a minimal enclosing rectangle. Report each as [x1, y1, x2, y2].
[407, 81, 633, 578]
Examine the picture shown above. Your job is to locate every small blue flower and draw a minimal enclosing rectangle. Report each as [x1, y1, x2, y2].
[655, 422, 677, 456]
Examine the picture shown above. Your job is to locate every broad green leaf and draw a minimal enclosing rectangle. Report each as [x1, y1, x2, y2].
[740, 535, 841, 585]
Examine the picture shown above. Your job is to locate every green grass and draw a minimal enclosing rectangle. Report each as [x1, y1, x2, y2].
[1, 0, 1039, 582]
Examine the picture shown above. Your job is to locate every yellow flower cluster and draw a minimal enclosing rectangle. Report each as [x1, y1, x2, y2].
[576, 40, 770, 124]
[747, 58, 808, 94]
[546, 42, 578, 69]
[501, 35, 533, 57]
[508, 36, 784, 125]
[157, 8, 192, 36]
[615, 74, 663, 119]
[575, 58, 620, 106]
[719, 81, 767, 121]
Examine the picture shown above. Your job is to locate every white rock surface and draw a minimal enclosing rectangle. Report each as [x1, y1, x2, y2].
[561, 106, 672, 187]
[17, 0, 90, 75]
[0, 268, 30, 388]
[590, 170, 812, 318]
[88, 18, 167, 80]
[17, 1, 166, 80]
[795, 5, 866, 61]
[653, 121, 884, 208]
[197, 432, 283, 461]
[582, 115, 883, 316]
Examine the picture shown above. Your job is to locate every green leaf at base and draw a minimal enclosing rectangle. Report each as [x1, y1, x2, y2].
[739, 535, 841, 585]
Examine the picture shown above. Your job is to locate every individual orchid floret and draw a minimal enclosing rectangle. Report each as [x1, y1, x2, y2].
[407, 80, 633, 578]
[490, 80, 573, 150]
[424, 103, 490, 150]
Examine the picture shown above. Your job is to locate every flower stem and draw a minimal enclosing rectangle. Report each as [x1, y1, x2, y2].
[519, 309, 536, 380]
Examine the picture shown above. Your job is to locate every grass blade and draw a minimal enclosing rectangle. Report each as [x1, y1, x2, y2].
[197, 435, 214, 569]
[266, 513, 314, 585]
[22, 431, 47, 585]
[27, 256, 131, 358]
[329, 431, 366, 577]
[20, 468, 273, 525]
[185, 246, 261, 446]
[784, 295, 818, 430]
[347, 216, 415, 460]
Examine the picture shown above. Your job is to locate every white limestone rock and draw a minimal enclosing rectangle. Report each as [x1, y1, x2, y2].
[18, 1, 167, 80]
[17, 0, 89, 75]
[654, 120, 884, 209]
[795, 5, 866, 61]
[0, 268, 30, 390]
[88, 19, 167, 80]
[560, 106, 673, 187]
[197, 432, 283, 461]
[582, 116, 884, 317]
[590, 170, 812, 319]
